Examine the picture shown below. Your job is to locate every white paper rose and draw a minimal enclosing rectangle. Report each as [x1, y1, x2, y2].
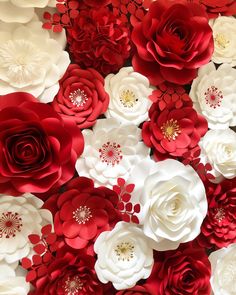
[0, 262, 29, 295]
[0, 194, 52, 263]
[190, 62, 236, 129]
[76, 118, 150, 187]
[0, 0, 55, 23]
[209, 243, 236, 295]
[94, 221, 154, 290]
[0, 19, 70, 103]
[128, 158, 207, 251]
[200, 129, 236, 183]
[210, 16, 236, 66]
[105, 67, 154, 125]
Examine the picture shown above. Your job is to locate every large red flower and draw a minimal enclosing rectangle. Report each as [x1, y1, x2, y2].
[131, 0, 213, 85]
[0, 92, 83, 196]
[51, 64, 109, 129]
[67, 7, 131, 76]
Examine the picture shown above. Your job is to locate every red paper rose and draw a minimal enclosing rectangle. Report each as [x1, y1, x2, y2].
[116, 285, 152, 295]
[67, 7, 131, 76]
[131, 0, 214, 85]
[0, 92, 83, 196]
[51, 64, 109, 129]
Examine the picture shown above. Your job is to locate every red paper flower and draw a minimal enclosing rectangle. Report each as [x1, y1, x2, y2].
[0, 93, 84, 196]
[142, 101, 208, 161]
[116, 285, 152, 294]
[196, 178, 236, 249]
[131, 0, 214, 85]
[83, 0, 111, 8]
[67, 7, 131, 76]
[51, 64, 109, 129]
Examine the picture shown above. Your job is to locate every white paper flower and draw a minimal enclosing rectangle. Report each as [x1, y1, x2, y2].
[0, 0, 55, 23]
[94, 221, 153, 290]
[209, 243, 236, 295]
[210, 16, 236, 66]
[0, 19, 70, 103]
[0, 194, 52, 263]
[105, 67, 154, 125]
[190, 62, 236, 129]
[76, 118, 150, 187]
[200, 129, 236, 183]
[128, 158, 207, 251]
[0, 262, 29, 295]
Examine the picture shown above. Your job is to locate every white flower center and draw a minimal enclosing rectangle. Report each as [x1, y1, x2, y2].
[69, 89, 88, 107]
[99, 141, 123, 166]
[161, 119, 181, 141]
[73, 206, 92, 224]
[204, 86, 223, 108]
[214, 33, 230, 49]
[0, 212, 22, 238]
[119, 89, 138, 108]
[64, 275, 83, 295]
[114, 241, 135, 261]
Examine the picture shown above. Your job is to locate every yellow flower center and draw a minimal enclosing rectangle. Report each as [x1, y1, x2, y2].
[120, 89, 138, 108]
[161, 119, 181, 141]
[215, 33, 230, 49]
[115, 241, 135, 261]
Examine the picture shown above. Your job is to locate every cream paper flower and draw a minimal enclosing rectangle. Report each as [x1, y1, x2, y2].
[105, 66, 154, 125]
[0, 262, 29, 295]
[210, 16, 236, 66]
[128, 158, 207, 251]
[0, 0, 56, 23]
[94, 221, 154, 290]
[0, 19, 70, 103]
[75, 118, 150, 187]
[0, 194, 52, 263]
[209, 243, 236, 295]
[190, 62, 236, 130]
[200, 129, 236, 183]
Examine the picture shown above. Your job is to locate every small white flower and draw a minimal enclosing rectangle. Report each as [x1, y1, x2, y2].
[200, 129, 236, 183]
[105, 67, 154, 125]
[209, 243, 236, 295]
[190, 62, 236, 129]
[128, 158, 207, 251]
[210, 16, 236, 66]
[0, 194, 52, 263]
[76, 118, 150, 187]
[94, 221, 154, 290]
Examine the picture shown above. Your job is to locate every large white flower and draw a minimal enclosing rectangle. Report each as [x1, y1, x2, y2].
[0, 0, 56, 23]
[76, 118, 150, 187]
[0, 194, 52, 263]
[94, 221, 154, 290]
[200, 129, 236, 183]
[0, 262, 29, 295]
[128, 158, 207, 251]
[209, 243, 236, 295]
[190, 62, 236, 129]
[210, 16, 236, 66]
[105, 67, 154, 125]
[0, 19, 70, 103]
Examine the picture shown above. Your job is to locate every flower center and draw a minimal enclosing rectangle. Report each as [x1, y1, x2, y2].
[214, 208, 226, 223]
[114, 241, 135, 262]
[73, 206, 92, 224]
[161, 119, 181, 141]
[0, 212, 22, 238]
[64, 275, 83, 295]
[99, 141, 123, 166]
[215, 33, 230, 49]
[120, 89, 138, 108]
[69, 89, 88, 107]
[205, 86, 223, 108]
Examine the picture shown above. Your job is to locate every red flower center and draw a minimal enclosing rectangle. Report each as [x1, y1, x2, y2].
[213, 208, 226, 223]
[64, 275, 83, 295]
[0, 212, 22, 238]
[161, 119, 181, 141]
[73, 206, 92, 224]
[69, 89, 88, 107]
[99, 141, 123, 166]
[205, 86, 223, 108]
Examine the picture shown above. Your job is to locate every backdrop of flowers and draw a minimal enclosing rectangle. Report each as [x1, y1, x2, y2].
[0, 0, 236, 294]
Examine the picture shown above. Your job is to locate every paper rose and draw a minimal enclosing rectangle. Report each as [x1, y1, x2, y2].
[0, 19, 70, 103]
[190, 62, 236, 130]
[210, 16, 236, 66]
[131, 0, 214, 85]
[0, 262, 29, 295]
[209, 243, 236, 295]
[0, 194, 52, 263]
[0, 92, 84, 196]
[128, 158, 207, 251]
[76, 118, 150, 187]
[104, 67, 153, 125]
[94, 221, 154, 290]
[51, 64, 109, 129]
[200, 129, 236, 183]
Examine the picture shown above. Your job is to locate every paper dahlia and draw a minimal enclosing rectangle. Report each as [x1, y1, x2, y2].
[76, 118, 150, 187]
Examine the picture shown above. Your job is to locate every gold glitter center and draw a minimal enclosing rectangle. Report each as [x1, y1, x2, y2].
[215, 33, 230, 49]
[120, 89, 138, 108]
[115, 241, 135, 261]
[161, 119, 181, 141]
